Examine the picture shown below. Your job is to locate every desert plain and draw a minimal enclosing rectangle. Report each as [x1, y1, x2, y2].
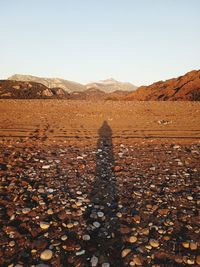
[0, 100, 200, 266]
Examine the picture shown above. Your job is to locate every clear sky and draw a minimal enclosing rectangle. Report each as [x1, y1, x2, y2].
[0, 0, 199, 86]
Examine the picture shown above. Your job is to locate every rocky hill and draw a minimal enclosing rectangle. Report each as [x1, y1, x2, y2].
[8, 74, 86, 93]
[0, 80, 69, 99]
[86, 78, 137, 93]
[125, 70, 200, 101]
[2, 70, 200, 100]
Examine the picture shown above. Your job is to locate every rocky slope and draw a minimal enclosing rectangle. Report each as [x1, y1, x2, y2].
[86, 78, 137, 93]
[125, 70, 200, 101]
[0, 80, 69, 99]
[8, 74, 86, 93]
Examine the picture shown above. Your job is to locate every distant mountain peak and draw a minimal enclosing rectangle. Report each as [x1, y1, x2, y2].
[86, 78, 137, 93]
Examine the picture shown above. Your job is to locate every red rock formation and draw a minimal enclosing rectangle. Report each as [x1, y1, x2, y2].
[125, 70, 200, 101]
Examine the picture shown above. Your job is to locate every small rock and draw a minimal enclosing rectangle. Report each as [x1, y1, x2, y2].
[40, 249, 53, 261]
[47, 208, 53, 215]
[114, 166, 121, 172]
[102, 263, 110, 267]
[91, 255, 98, 267]
[196, 255, 200, 265]
[131, 256, 142, 266]
[116, 212, 122, 218]
[76, 250, 85, 256]
[129, 236, 137, 243]
[61, 235, 68, 241]
[93, 222, 101, 228]
[121, 248, 131, 258]
[82, 234, 90, 241]
[190, 242, 197, 250]
[182, 242, 190, 248]
[42, 165, 50, 169]
[133, 215, 141, 223]
[149, 239, 159, 248]
[22, 208, 31, 214]
[9, 240, 15, 247]
[40, 222, 50, 230]
[66, 223, 74, 229]
[97, 211, 104, 218]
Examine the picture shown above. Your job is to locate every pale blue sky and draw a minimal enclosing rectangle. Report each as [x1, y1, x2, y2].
[0, 0, 199, 85]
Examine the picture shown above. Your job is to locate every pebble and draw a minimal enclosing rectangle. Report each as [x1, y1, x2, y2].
[40, 222, 50, 230]
[97, 211, 104, 218]
[129, 236, 137, 243]
[121, 248, 131, 258]
[66, 223, 74, 228]
[82, 234, 90, 241]
[22, 208, 31, 214]
[91, 255, 98, 267]
[93, 221, 101, 228]
[61, 235, 68, 241]
[190, 242, 198, 250]
[149, 239, 159, 248]
[42, 165, 50, 169]
[182, 242, 190, 248]
[40, 249, 53, 261]
[116, 212, 122, 218]
[187, 259, 195, 265]
[76, 250, 85, 256]
[47, 208, 53, 215]
[133, 215, 141, 223]
[102, 263, 110, 267]
[130, 256, 142, 266]
[9, 241, 15, 247]
[196, 256, 200, 265]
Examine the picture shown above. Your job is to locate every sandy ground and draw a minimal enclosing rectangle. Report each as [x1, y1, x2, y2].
[0, 100, 200, 267]
[0, 100, 200, 144]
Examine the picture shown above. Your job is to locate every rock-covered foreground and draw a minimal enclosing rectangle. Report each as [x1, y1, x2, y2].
[0, 135, 200, 266]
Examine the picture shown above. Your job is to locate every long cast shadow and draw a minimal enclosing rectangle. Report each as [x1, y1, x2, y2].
[84, 121, 123, 266]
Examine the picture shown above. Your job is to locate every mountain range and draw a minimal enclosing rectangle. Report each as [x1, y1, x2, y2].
[1, 70, 199, 100]
[8, 75, 137, 93]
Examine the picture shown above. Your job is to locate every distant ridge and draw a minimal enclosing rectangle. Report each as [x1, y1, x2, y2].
[2, 70, 200, 100]
[86, 78, 137, 93]
[8, 74, 86, 93]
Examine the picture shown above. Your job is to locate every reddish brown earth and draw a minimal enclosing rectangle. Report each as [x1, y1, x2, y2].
[0, 100, 200, 267]
[0, 80, 69, 99]
[125, 70, 200, 101]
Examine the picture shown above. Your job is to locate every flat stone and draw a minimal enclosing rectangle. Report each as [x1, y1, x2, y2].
[76, 250, 85, 256]
[129, 236, 137, 243]
[121, 248, 131, 258]
[40, 222, 50, 230]
[40, 249, 53, 261]
[93, 222, 101, 228]
[149, 239, 159, 248]
[42, 165, 50, 169]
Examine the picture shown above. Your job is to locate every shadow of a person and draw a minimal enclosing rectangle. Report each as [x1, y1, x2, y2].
[84, 121, 123, 266]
